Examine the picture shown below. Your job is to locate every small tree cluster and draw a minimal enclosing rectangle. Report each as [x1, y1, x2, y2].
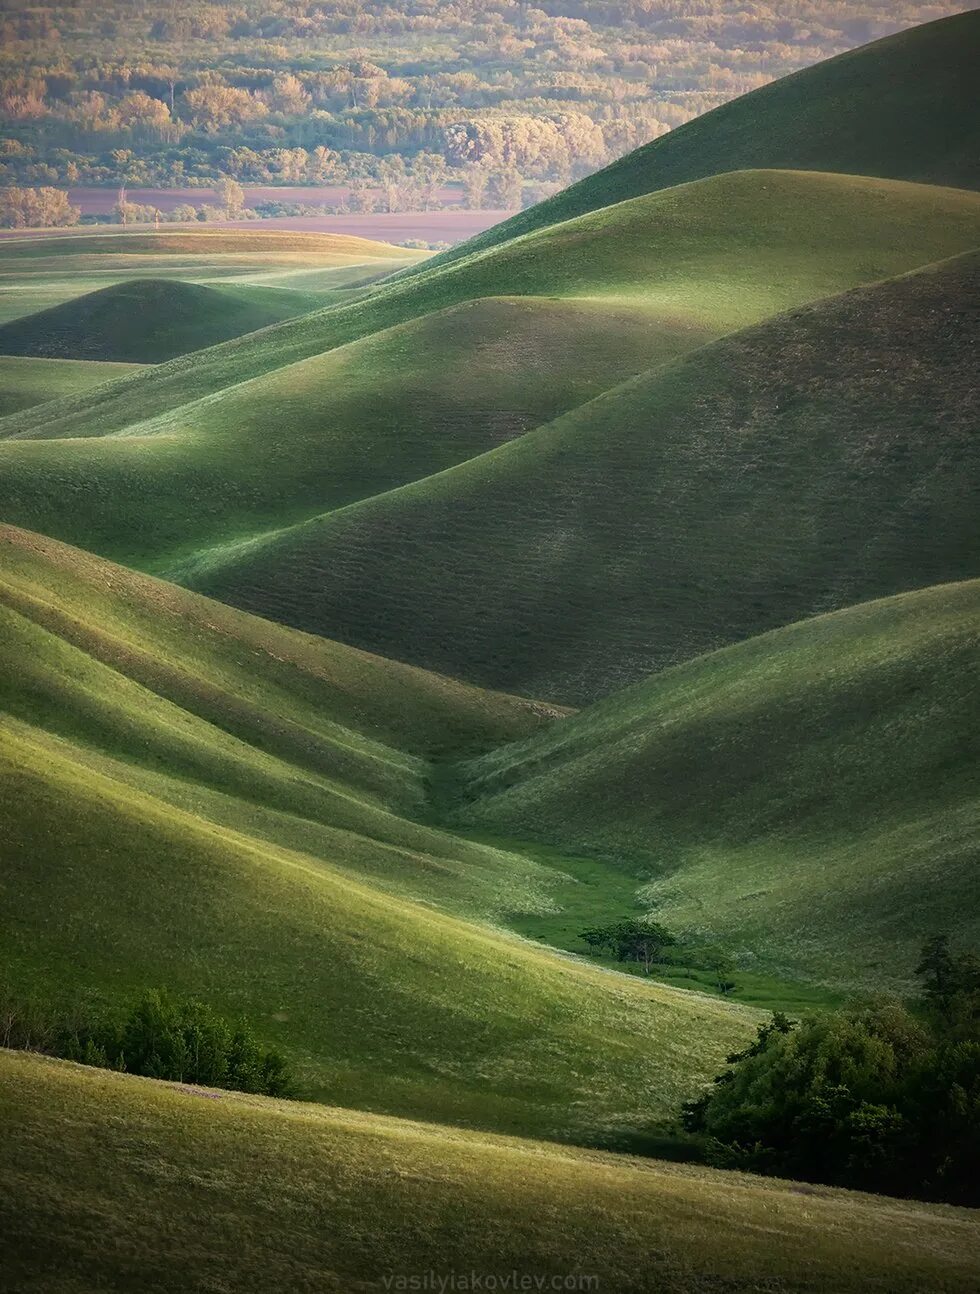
[0, 186, 79, 228]
[580, 918, 676, 974]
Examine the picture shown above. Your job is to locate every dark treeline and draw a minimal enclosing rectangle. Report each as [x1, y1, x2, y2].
[0, 0, 954, 217]
[0, 985, 296, 1097]
[682, 937, 980, 1206]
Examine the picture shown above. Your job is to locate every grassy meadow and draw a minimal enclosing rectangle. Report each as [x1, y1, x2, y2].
[0, 354, 143, 415]
[1, 12, 979, 1288]
[6, 1051, 980, 1294]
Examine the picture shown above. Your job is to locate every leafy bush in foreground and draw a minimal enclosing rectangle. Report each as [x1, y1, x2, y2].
[0, 987, 295, 1097]
[682, 940, 980, 1205]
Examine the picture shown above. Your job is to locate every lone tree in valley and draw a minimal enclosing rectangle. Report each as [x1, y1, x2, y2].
[579, 918, 676, 974]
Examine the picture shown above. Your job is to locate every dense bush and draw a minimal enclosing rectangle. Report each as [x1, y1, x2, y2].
[0, 987, 295, 1097]
[682, 939, 980, 1204]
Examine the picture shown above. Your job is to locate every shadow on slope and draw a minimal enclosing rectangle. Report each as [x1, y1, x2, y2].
[187, 251, 980, 704]
[450, 581, 980, 990]
[0, 297, 697, 568]
[0, 277, 323, 363]
[3, 169, 977, 441]
[4, 1051, 979, 1294]
[0, 524, 753, 1141]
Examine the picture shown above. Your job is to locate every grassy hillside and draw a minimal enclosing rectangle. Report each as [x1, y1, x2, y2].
[0, 355, 142, 416]
[4, 169, 977, 443]
[411, 11, 980, 277]
[449, 582, 980, 990]
[5, 1053, 980, 1294]
[0, 227, 426, 327]
[0, 277, 327, 362]
[191, 252, 979, 703]
[0, 297, 696, 568]
[0, 524, 756, 1141]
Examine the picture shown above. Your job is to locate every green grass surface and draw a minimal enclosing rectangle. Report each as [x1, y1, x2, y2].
[0, 277, 328, 363]
[0, 226, 426, 336]
[0, 297, 700, 569]
[0, 355, 143, 416]
[0, 524, 756, 1142]
[4, 169, 977, 445]
[191, 252, 979, 703]
[411, 11, 980, 278]
[444, 832, 845, 1015]
[448, 582, 980, 991]
[5, 1051, 980, 1294]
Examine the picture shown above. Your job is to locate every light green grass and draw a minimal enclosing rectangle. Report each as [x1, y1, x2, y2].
[0, 355, 143, 416]
[5, 169, 977, 444]
[0, 524, 755, 1142]
[185, 251, 980, 704]
[448, 581, 980, 991]
[411, 11, 980, 278]
[4, 1051, 980, 1294]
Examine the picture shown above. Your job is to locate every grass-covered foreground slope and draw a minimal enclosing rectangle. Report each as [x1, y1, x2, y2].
[5, 169, 978, 444]
[0, 355, 142, 416]
[0, 297, 692, 569]
[0, 525, 756, 1141]
[0, 277, 325, 363]
[412, 11, 980, 278]
[5, 1053, 980, 1294]
[197, 252, 980, 704]
[450, 582, 980, 990]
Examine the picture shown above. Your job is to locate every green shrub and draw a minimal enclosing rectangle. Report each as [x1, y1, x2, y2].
[1, 986, 295, 1098]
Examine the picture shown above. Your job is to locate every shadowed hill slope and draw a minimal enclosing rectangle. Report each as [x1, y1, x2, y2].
[450, 581, 980, 990]
[0, 524, 757, 1141]
[3, 169, 977, 443]
[188, 252, 980, 704]
[4, 1051, 980, 1294]
[0, 297, 697, 569]
[0, 277, 324, 363]
[408, 11, 980, 278]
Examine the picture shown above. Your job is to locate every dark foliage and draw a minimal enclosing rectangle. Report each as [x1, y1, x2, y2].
[681, 939, 980, 1205]
[579, 917, 676, 973]
[0, 986, 295, 1097]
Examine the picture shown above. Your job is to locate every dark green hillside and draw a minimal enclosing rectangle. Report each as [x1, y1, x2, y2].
[451, 581, 980, 990]
[0, 297, 689, 568]
[0, 524, 754, 1140]
[412, 11, 980, 277]
[5, 1052, 980, 1294]
[5, 169, 977, 443]
[189, 252, 980, 704]
[0, 277, 323, 363]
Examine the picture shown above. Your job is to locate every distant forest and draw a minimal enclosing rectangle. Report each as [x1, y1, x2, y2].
[0, 1, 965, 217]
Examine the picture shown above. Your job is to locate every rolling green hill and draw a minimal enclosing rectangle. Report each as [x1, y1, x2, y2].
[5, 1051, 980, 1294]
[0, 296, 697, 568]
[186, 251, 980, 704]
[409, 11, 980, 278]
[448, 581, 980, 990]
[0, 226, 427, 327]
[4, 169, 977, 444]
[0, 355, 142, 416]
[0, 524, 755, 1141]
[0, 277, 326, 363]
